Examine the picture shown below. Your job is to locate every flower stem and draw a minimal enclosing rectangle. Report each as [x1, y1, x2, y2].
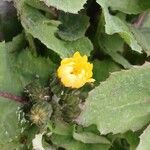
[0, 92, 27, 103]
[25, 32, 37, 56]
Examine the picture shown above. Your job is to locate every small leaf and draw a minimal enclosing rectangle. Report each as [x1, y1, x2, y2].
[73, 131, 110, 144]
[123, 131, 140, 150]
[93, 59, 121, 83]
[25, 0, 55, 13]
[96, 0, 142, 53]
[108, 0, 150, 14]
[141, 12, 150, 28]
[51, 134, 110, 150]
[5, 33, 26, 52]
[57, 12, 89, 41]
[137, 125, 150, 150]
[98, 34, 132, 68]
[130, 27, 150, 56]
[78, 64, 150, 134]
[48, 120, 73, 136]
[40, 0, 87, 14]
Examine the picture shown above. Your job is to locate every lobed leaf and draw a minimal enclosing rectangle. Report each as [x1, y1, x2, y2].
[15, 1, 93, 58]
[0, 36, 56, 144]
[96, 0, 142, 53]
[78, 64, 150, 134]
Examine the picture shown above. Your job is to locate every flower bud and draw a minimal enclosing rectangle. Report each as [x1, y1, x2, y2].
[30, 101, 53, 126]
[24, 79, 52, 102]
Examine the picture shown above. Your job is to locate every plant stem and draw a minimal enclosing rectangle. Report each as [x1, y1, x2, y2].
[0, 92, 27, 103]
[25, 32, 37, 56]
[133, 12, 148, 28]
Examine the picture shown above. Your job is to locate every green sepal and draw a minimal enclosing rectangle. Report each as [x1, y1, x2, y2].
[24, 78, 52, 102]
[49, 74, 82, 123]
[61, 94, 81, 123]
[49, 74, 74, 97]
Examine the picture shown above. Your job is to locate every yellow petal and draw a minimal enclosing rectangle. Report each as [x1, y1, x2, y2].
[57, 51, 95, 89]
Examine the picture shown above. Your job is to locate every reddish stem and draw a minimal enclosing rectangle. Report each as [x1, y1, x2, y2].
[0, 92, 27, 103]
[133, 12, 148, 28]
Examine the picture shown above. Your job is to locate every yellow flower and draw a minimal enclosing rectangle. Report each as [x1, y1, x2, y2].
[57, 52, 95, 89]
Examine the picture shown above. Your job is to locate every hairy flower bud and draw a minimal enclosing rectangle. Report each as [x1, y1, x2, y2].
[24, 79, 52, 102]
[30, 101, 53, 126]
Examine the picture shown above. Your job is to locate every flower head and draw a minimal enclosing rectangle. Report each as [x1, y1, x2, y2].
[57, 52, 95, 89]
[30, 102, 52, 126]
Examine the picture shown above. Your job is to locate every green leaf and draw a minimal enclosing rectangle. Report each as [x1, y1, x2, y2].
[107, 130, 139, 150]
[130, 27, 150, 56]
[132, 11, 150, 56]
[5, 33, 26, 53]
[40, 0, 87, 13]
[109, 136, 130, 150]
[98, 34, 132, 68]
[93, 59, 121, 83]
[15, 1, 93, 58]
[0, 39, 21, 147]
[96, 0, 142, 53]
[123, 131, 140, 150]
[47, 120, 73, 136]
[0, 39, 56, 95]
[0, 140, 23, 150]
[141, 12, 150, 28]
[20, 125, 39, 150]
[0, 36, 56, 144]
[137, 125, 150, 150]
[51, 134, 110, 150]
[25, 0, 55, 14]
[78, 64, 150, 134]
[57, 12, 89, 41]
[0, 97, 20, 145]
[107, 131, 139, 150]
[73, 131, 110, 144]
[108, 0, 150, 14]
